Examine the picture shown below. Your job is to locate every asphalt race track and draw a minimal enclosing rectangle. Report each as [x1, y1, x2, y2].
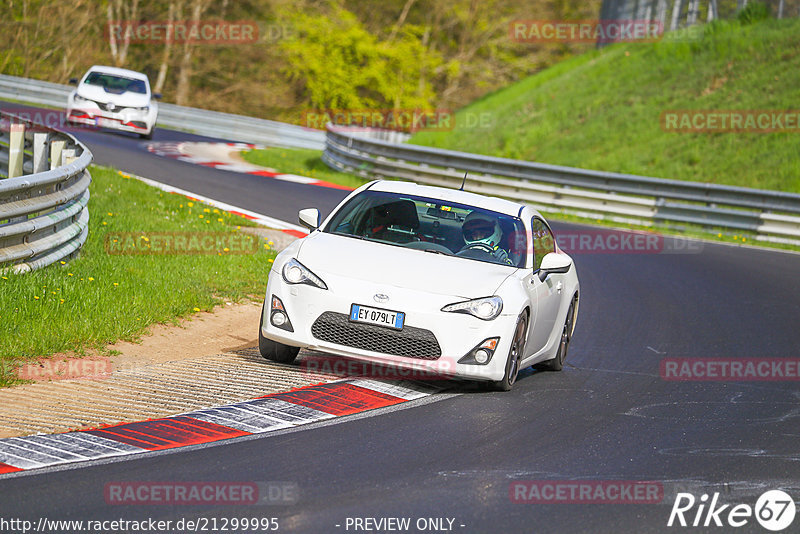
[1, 105, 799, 533]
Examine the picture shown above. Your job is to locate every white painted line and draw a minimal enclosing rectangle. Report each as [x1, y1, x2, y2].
[120, 170, 305, 232]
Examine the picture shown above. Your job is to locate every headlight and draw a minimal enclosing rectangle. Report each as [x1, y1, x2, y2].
[134, 105, 149, 112]
[73, 94, 90, 103]
[442, 296, 503, 320]
[281, 258, 327, 290]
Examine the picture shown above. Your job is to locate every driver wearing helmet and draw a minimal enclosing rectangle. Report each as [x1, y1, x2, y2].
[461, 211, 512, 264]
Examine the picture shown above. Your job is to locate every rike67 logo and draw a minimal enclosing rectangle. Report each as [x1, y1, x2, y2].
[668, 490, 795, 531]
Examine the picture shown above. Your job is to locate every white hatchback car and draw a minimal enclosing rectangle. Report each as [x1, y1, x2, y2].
[260, 180, 579, 390]
[66, 66, 159, 139]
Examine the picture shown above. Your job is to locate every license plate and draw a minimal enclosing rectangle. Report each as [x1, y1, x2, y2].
[350, 304, 405, 330]
[97, 117, 117, 128]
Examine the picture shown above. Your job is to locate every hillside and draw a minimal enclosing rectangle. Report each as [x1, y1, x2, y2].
[411, 18, 800, 193]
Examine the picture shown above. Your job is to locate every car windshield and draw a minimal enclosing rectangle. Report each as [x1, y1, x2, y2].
[84, 72, 147, 95]
[323, 189, 526, 268]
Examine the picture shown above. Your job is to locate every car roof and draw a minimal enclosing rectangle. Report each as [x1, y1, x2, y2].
[84, 65, 150, 82]
[367, 180, 531, 218]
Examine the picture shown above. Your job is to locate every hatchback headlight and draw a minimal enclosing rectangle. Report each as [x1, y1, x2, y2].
[73, 93, 90, 103]
[442, 296, 503, 320]
[282, 258, 327, 290]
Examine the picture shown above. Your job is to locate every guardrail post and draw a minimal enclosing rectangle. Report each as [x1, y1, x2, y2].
[62, 148, 77, 165]
[33, 132, 50, 174]
[50, 139, 65, 169]
[8, 122, 24, 178]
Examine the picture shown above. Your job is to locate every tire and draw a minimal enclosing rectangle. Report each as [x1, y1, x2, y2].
[258, 304, 300, 364]
[140, 129, 154, 140]
[492, 313, 528, 391]
[542, 295, 576, 372]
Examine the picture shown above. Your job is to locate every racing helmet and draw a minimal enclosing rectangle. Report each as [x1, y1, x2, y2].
[462, 211, 502, 248]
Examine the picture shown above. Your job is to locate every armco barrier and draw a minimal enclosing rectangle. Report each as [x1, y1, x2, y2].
[322, 125, 800, 245]
[0, 111, 92, 273]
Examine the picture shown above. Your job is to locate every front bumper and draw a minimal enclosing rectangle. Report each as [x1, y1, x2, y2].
[66, 105, 155, 134]
[261, 267, 517, 382]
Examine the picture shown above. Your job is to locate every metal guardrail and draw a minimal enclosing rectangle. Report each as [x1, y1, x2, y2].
[0, 111, 92, 273]
[0, 74, 326, 150]
[323, 126, 800, 244]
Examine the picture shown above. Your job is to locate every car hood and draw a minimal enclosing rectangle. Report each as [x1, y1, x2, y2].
[296, 232, 516, 299]
[75, 85, 151, 107]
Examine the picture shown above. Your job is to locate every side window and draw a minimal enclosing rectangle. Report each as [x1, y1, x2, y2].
[531, 218, 555, 271]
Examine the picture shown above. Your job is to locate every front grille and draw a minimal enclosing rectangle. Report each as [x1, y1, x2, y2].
[311, 312, 441, 360]
[96, 101, 127, 112]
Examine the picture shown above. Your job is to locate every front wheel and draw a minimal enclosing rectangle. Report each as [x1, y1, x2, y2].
[492, 313, 528, 391]
[542, 295, 576, 372]
[258, 304, 300, 364]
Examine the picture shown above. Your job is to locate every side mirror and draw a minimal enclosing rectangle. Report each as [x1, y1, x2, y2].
[69, 78, 78, 85]
[538, 252, 571, 282]
[298, 208, 320, 231]
[153, 93, 162, 100]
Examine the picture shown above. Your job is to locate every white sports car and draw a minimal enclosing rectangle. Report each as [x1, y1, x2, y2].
[259, 180, 579, 390]
[66, 66, 159, 139]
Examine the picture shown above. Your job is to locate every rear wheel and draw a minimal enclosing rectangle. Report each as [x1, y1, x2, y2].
[542, 296, 576, 372]
[258, 304, 300, 364]
[492, 313, 528, 391]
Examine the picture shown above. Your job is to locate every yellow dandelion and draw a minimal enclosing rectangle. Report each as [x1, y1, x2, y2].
[193, 307, 200, 312]
[60, 261, 66, 265]
[223, 247, 230, 252]
[187, 202, 194, 207]
[268, 259, 274, 263]
[88, 277, 94, 281]
[102, 221, 107, 226]
[199, 215, 204, 218]
[33, 296, 40, 300]
[217, 218, 224, 222]
[59, 299, 65, 304]
[268, 240, 274, 245]
[107, 212, 113, 216]
[203, 208, 210, 213]
[113, 282, 119, 287]
[67, 273, 73, 277]
[1, 276, 7, 280]
[179, 204, 184, 208]
[213, 209, 220, 214]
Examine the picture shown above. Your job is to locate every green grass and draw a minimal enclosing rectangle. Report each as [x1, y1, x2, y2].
[411, 18, 800, 193]
[0, 166, 278, 387]
[241, 146, 367, 190]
